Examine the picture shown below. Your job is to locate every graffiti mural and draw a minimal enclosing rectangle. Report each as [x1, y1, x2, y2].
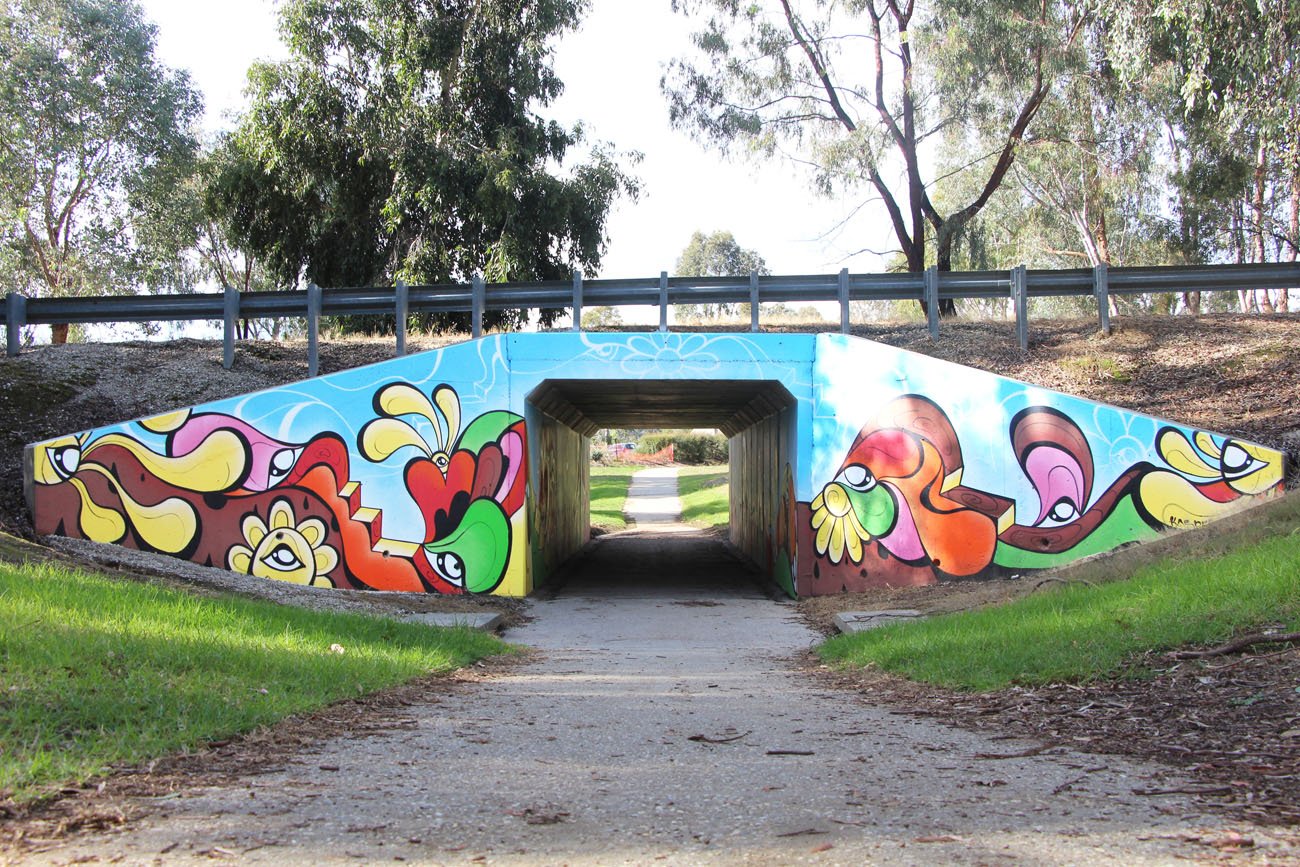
[26, 330, 1284, 598]
[800, 335, 1289, 592]
[29, 382, 526, 595]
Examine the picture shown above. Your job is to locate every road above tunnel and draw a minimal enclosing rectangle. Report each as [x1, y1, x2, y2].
[14, 515, 1290, 865]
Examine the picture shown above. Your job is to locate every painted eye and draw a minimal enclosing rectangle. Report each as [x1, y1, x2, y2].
[1047, 500, 1079, 523]
[435, 551, 465, 583]
[838, 464, 875, 492]
[433, 453, 450, 471]
[261, 543, 305, 572]
[46, 445, 80, 479]
[1219, 442, 1259, 477]
[268, 448, 300, 481]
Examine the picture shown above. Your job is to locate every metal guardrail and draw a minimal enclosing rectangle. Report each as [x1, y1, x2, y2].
[4, 262, 1299, 372]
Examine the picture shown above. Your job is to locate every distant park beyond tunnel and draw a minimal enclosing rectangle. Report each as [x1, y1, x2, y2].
[26, 332, 1286, 599]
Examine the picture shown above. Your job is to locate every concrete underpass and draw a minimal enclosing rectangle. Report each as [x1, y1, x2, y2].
[26, 331, 1286, 600]
[525, 378, 798, 596]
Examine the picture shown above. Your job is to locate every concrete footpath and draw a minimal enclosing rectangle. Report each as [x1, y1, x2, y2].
[624, 465, 690, 529]
[14, 470, 1290, 865]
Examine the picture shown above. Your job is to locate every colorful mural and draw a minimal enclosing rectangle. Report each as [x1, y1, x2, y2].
[802, 335, 1286, 593]
[25, 331, 1286, 598]
[29, 382, 527, 595]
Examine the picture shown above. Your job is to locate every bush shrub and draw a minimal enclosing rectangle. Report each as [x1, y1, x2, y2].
[637, 432, 729, 465]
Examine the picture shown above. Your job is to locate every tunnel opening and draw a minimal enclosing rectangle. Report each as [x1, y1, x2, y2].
[525, 379, 798, 598]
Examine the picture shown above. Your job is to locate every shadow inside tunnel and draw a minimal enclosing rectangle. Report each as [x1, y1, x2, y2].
[538, 527, 775, 601]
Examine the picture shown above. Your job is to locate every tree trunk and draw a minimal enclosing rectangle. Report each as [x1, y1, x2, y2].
[1253, 142, 1275, 313]
[1232, 201, 1254, 311]
[51, 323, 69, 344]
[931, 222, 959, 318]
[1282, 170, 1298, 313]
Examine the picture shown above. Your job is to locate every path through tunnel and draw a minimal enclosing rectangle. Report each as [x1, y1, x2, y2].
[525, 379, 798, 599]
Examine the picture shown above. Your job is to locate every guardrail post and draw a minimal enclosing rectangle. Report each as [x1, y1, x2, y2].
[471, 274, 485, 338]
[924, 266, 940, 340]
[1092, 263, 1111, 336]
[394, 279, 408, 356]
[1011, 265, 1029, 351]
[838, 268, 850, 334]
[6, 292, 25, 356]
[571, 270, 583, 332]
[306, 283, 322, 377]
[222, 285, 239, 370]
[658, 271, 669, 333]
[749, 271, 760, 333]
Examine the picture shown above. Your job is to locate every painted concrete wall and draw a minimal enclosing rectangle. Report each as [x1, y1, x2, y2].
[729, 405, 798, 597]
[528, 406, 589, 587]
[801, 334, 1287, 593]
[26, 332, 1286, 598]
[27, 337, 530, 596]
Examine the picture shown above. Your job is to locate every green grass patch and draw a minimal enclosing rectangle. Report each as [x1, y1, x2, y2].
[590, 466, 635, 530]
[818, 527, 1300, 691]
[677, 466, 729, 530]
[1059, 354, 1132, 383]
[0, 561, 506, 803]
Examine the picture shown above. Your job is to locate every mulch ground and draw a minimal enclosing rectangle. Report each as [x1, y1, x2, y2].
[812, 646, 1300, 830]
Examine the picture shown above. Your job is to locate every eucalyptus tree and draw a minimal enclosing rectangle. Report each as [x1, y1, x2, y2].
[209, 0, 638, 332]
[664, 0, 1088, 315]
[0, 0, 201, 340]
[1104, 0, 1300, 311]
[674, 229, 770, 319]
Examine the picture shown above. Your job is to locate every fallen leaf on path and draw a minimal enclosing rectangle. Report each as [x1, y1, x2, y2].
[914, 834, 963, 843]
[973, 744, 1055, 760]
[1208, 832, 1255, 850]
[687, 731, 751, 744]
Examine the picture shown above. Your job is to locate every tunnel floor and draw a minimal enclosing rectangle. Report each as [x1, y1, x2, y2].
[547, 465, 769, 600]
[544, 528, 771, 600]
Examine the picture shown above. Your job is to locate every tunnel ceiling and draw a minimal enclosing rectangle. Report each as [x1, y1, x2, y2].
[527, 379, 794, 437]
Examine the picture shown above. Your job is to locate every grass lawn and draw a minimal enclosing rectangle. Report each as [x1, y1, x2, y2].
[677, 465, 729, 530]
[818, 513, 1300, 691]
[590, 465, 635, 530]
[0, 560, 507, 804]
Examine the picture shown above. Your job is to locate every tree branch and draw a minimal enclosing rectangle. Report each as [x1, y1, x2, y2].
[778, 0, 858, 133]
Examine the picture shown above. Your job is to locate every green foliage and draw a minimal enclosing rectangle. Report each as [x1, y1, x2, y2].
[0, 0, 202, 302]
[0, 561, 506, 803]
[209, 0, 639, 334]
[674, 229, 769, 320]
[1104, 0, 1299, 139]
[589, 466, 635, 530]
[637, 431, 728, 465]
[1097, 0, 1299, 303]
[819, 528, 1300, 691]
[676, 466, 729, 530]
[580, 305, 623, 329]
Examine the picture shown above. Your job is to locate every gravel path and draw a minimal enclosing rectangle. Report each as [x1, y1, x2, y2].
[15, 539, 1292, 863]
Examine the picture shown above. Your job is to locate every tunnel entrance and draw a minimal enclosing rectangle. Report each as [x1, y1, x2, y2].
[525, 379, 799, 598]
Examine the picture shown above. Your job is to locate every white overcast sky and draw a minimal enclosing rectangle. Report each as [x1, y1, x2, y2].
[138, 0, 891, 279]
